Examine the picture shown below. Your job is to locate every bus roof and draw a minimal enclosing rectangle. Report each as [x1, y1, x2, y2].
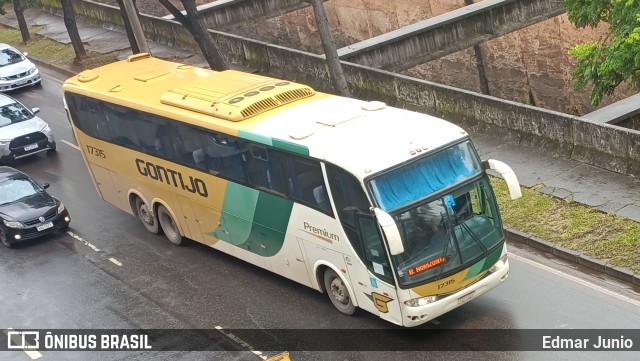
[63, 55, 467, 180]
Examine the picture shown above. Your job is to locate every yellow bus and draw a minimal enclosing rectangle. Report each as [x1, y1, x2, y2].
[62, 54, 521, 327]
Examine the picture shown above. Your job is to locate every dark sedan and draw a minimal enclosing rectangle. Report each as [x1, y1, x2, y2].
[0, 166, 70, 247]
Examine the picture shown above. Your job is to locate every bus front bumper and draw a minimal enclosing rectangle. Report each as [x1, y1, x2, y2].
[400, 260, 510, 327]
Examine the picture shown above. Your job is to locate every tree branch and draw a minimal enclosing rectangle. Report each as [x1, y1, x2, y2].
[158, 0, 189, 26]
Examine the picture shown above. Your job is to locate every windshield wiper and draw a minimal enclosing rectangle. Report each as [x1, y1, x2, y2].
[459, 219, 488, 252]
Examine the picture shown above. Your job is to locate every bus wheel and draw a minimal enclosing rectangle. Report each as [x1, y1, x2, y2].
[157, 205, 183, 246]
[135, 197, 159, 234]
[324, 268, 355, 315]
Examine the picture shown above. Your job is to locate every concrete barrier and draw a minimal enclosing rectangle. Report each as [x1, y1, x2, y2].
[38, 0, 640, 177]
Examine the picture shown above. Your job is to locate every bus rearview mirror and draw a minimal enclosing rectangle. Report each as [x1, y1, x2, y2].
[483, 159, 522, 200]
[373, 208, 404, 255]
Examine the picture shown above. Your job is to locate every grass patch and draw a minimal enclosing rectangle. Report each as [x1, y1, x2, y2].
[0, 26, 119, 70]
[491, 177, 640, 273]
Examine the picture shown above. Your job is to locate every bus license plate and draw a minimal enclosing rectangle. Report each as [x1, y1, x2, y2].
[458, 291, 475, 305]
[36, 222, 53, 231]
[24, 143, 38, 151]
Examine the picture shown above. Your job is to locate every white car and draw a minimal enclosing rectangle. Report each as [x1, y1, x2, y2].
[0, 93, 55, 163]
[0, 44, 41, 92]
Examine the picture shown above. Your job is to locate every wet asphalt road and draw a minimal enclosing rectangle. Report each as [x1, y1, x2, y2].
[0, 68, 639, 361]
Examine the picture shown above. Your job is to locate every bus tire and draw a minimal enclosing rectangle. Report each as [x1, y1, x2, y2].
[157, 205, 183, 246]
[323, 268, 355, 315]
[135, 197, 159, 234]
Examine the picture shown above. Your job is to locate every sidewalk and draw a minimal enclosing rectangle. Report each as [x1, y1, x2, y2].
[2, 8, 639, 286]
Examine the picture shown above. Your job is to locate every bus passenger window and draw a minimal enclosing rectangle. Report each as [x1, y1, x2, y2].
[313, 186, 331, 213]
[155, 125, 174, 159]
[242, 144, 287, 196]
[284, 156, 332, 215]
[202, 134, 245, 183]
[102, 103, 140, 150]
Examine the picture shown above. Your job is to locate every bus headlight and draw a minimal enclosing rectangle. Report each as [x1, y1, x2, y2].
[404, 295, 438, 307]
[489, 254, 508, 273]
[3, 219, 23, 228]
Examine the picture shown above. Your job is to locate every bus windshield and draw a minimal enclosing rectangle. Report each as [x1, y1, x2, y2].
[368, 141, 505, 287]
[369, 141, 482, 212]
[388, 178, 504, 287]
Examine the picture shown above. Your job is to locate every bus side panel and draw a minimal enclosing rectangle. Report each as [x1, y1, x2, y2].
[270, 234, 312, 287]
[286, 203, 352, 291]
[176, 195, 198, 240]
[88, 163, 129, 213]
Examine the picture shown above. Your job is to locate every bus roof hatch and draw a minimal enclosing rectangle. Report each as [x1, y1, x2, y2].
[160, 79, 315, 122]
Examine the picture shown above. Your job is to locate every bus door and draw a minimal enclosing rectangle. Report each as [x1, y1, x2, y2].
[348, 213, 402, 325]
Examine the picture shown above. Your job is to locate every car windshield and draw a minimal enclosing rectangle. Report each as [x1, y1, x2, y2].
[0, 101, 33, 127]
[390, 178, 504, 287]
[0, 48, 25, 67]
[0, 178, 42, 205]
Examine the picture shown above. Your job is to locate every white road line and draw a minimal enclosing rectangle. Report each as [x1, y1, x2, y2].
[215, 326, 267, 360]
[509, 252, 640, 307]
[3, 328, 43, 360]
[60, 139, 80, 151]
[67, 231, 101, 252]
[109, 258, 123, 266]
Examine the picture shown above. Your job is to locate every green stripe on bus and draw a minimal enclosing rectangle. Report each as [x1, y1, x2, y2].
[240, 192, 294, 257]
[272, 138, 309, 156]
[217, 183, 258, 245]
[462, 245, 504, 281]
[217, 182, 293, 256]
[238, 130, 273, 146]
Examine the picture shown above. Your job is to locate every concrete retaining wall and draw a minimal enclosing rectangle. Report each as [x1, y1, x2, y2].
[38, 0, 640, 177]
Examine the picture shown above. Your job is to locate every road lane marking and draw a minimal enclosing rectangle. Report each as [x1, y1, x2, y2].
[60, 139, 80, 151]
[509, 252, 640, 307]
[109, 258, 123, 266]
[67, 231, 101, 252]
[214, 326, 267, 360]
[3, 328, 42, 360]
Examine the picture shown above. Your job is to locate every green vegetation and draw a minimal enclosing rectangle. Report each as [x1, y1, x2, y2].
[565, 0, 640, 106]
[0, 26, 118, 70]
[491, 177, 640, 273]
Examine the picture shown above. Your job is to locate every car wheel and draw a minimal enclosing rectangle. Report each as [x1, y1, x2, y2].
[135, 197, 159, 234]
[323, 268, 355, 315]
[47, 141, 57, 153]
[157, 205, 183, 246]
[0, 232, 12, 248]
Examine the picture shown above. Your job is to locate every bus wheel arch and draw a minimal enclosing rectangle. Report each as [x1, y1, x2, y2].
[317, 264, 357, 316]
[155, 203, 184, 246]
[130, 193, 160, 235]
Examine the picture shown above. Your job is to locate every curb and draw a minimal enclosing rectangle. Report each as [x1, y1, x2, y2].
[29, 56, 77, 79]
[505, 227, 640, 287]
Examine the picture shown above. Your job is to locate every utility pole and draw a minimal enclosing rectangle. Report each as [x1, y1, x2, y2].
[308, 0, 350, 97]
[121, 0, 150, 54]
